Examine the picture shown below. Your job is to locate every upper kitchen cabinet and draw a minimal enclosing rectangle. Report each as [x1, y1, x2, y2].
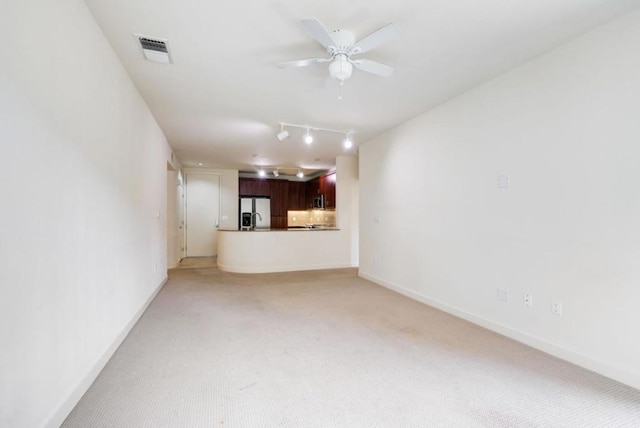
[306, 179, 320, 208]
[239, 172, 336, 212]
[288, 181, 306, 211]
[319, 172, 336, 209]
[239, 178, 270, 196]
[307, 172, 336, 209]
[269, 180, 289, 217]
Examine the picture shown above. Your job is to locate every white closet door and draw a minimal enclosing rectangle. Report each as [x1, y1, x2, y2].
[185, 172, 220, 257]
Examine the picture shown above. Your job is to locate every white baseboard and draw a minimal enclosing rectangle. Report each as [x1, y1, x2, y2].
[46, 276, 168, 428]
[358, 271, 640, 391]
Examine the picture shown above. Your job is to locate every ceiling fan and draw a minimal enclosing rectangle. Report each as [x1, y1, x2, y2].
[278, 19, 400, 92]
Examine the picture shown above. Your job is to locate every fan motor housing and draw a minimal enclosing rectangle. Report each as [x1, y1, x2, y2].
[329, 29, 356, 51]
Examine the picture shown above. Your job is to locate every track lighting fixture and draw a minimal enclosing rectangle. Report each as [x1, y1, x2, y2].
[276, 122, 354, 148]
[251, 166, 309, 179]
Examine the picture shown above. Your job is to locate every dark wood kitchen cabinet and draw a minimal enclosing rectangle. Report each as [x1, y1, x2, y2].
[305, 172, 336, 209]
[268, 180, 288, 216]
[239, 178, 270, 196]
[306, 179, 320, 208]
[287, 181, 307, 210]
[319, 172, 336, 209]
[239, 173, 336, 229]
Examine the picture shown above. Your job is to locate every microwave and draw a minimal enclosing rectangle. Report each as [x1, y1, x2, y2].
[313, 195, 325, 209]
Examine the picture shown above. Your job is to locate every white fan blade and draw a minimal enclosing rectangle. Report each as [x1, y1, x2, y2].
[301, 19, 335, 49]
[278, 58, 330, 68]
[354, 23, 400, 54]
[353, 59, 394, 77]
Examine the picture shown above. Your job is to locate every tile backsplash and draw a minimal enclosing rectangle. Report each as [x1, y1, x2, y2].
[288, 210, 336, 227]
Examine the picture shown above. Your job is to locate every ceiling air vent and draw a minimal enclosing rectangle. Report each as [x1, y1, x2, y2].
[135, 34, 172, 64]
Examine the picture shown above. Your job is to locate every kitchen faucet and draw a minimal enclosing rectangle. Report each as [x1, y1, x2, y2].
[251, 212, 262, 229]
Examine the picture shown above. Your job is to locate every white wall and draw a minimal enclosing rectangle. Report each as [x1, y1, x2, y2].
[359, 9, 640, 390]
[0, 1, 175, 426]
[336, 156, 359, 266]
[219, 169, 240, 230]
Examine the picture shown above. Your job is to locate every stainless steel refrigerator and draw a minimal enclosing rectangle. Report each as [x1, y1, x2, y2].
[239, 197, 271, 229]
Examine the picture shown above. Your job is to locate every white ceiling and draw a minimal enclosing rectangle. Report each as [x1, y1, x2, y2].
[84, 0, 639, 177]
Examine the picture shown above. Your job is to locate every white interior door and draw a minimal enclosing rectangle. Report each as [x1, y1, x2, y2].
[185, 172, 220, 257]
[166, 168, 180, 268]
[178, 181, 185, 259]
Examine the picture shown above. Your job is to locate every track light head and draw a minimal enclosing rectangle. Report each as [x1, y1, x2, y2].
[343, 131, 353, 149]
[273, 169, 279, 177]
[277, 129, 289, 141]
[297, 170, 304, 178]
[304, 129, 313, 144]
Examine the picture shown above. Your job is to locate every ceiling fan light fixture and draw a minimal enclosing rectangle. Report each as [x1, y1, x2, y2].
[278, 20, 399, 98]
[329, 55, 353, 82]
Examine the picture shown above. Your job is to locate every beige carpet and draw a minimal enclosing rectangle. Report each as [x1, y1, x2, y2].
[62, 261, 640, 427]
[173, 256, 217, 269]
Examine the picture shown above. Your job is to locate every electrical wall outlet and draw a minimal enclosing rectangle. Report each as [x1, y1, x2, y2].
[524, 293, 533, 308]
[552, 300, 562, 315]
[497, 288, 509, 302]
